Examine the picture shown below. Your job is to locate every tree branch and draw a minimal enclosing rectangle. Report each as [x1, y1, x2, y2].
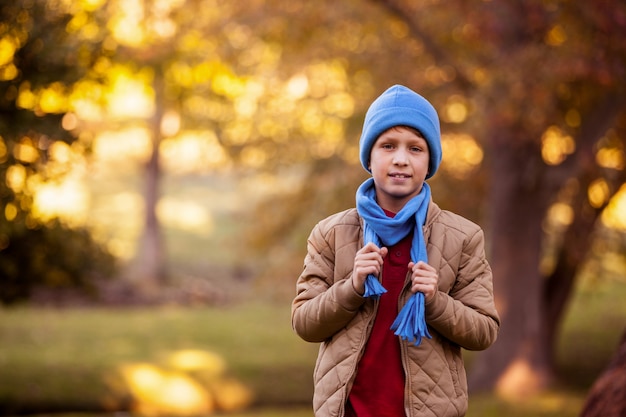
[373, 0, 475, 92]
[547, 93, 626, 192]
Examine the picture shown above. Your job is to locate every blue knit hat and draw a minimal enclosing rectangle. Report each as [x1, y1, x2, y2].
[359, 85, 442, 179]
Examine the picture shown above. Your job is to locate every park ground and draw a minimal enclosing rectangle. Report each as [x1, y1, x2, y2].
[1, 275, 625, 417]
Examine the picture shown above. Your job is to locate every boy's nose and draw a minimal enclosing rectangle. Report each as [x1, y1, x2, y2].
[393, 150, 409, 165]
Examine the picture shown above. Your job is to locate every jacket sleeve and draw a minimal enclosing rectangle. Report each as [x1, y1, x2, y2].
[291, 221, 366, 343]
[424, 226, 500, 351]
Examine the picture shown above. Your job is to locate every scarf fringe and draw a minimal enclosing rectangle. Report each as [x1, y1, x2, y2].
[363, 274, 387, 298]
[390, 292, 432, 346]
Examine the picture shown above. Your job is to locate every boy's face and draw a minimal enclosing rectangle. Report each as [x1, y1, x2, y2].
[369, 126, 430, 213]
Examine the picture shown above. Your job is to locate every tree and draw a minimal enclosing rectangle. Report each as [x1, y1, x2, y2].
[0, 0, 116, 303]
[67, 0, 261, 290]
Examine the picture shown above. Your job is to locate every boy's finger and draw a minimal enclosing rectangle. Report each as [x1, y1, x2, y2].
[415, 261, 435, 271]
[362, 242, 380, 252]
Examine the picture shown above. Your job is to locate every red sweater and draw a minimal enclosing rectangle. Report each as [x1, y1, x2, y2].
[346, 225, 413, 417]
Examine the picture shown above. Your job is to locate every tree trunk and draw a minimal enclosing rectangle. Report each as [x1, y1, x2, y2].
[470, 91, 626, 397]
[579, 329, 626, 417]
[469, 130, 554, 396]
[129, 68, 167, 292]
[543, 96, 626, 366]
[542, 174, 601, 366]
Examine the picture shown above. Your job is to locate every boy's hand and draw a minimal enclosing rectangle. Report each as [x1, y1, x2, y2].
[408, 261, 439, 301]
[352, 243, 388, 295]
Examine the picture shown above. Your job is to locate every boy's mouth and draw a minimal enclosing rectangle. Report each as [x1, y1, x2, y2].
[389, 173, 411, 178]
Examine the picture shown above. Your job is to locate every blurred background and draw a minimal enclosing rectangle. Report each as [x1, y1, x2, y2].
[1, 0, 625, 416]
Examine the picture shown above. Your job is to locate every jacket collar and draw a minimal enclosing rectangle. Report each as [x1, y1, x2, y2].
[423, 198, 440, 242]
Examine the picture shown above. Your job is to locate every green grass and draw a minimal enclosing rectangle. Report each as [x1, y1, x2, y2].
[556, 277, 626, 388]
[467, 391, 585, 417]
[0, 303, 319, 414]
[1, 278, 625, 417]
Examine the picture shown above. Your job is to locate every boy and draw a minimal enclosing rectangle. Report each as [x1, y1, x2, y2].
[291, 85, 500, 417]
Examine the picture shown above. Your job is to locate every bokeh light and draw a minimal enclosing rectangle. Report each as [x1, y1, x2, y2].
[541, 126, 575, 166]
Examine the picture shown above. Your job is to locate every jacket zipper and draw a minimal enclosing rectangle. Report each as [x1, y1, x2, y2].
[399, 269, 414, 417]
[338, 279, 381, 417]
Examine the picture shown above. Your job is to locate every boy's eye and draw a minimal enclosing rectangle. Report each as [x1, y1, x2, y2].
[381, 143, 394, 149]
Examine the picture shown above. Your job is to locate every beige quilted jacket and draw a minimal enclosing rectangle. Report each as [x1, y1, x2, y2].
[292, 200, 500, 417]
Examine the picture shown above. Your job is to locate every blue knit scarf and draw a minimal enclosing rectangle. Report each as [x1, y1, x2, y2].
[356, 177, 433, 346]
